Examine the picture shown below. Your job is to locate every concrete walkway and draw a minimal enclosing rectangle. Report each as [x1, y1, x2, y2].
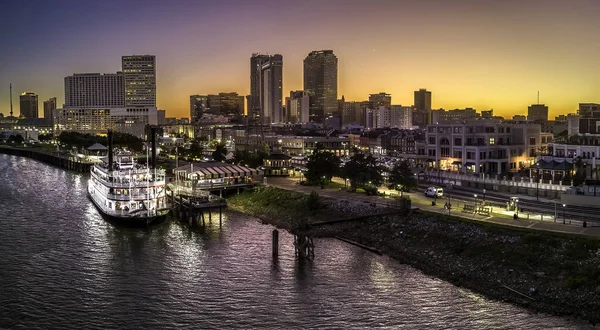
[266, 177, 600, 238]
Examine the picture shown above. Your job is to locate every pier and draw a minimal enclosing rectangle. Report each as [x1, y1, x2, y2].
[0, 146, 93, 173]
[167, 183, 227, 227]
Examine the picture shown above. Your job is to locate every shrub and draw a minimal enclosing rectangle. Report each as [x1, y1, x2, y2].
[307, 190, 321, 210]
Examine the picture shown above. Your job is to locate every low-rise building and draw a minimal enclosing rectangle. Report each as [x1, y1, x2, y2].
[263, 153, 292, 176]
[233, 135, 350, 156]
[424, 120, 551, 174]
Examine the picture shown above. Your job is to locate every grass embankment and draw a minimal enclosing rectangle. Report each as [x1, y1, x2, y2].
[230, 186, 600, 324]
[227, 186, 387, 231]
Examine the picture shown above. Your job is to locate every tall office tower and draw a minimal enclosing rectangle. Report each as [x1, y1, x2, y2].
[413, 88, 432, 127]
[43, 97, 57, 120]
[303, 50, 338, 123]
[190, 95, 208, 123]
[65, 73, 125, 107]
[528, 104, 549, 122]
[369, 92, 392, 108]
[19, 92, 38, 118]
[122, 55, 156, 107]
[285, 90, 310, 123]
[250, 54, 283, 124]
[249, 53, 270, 119]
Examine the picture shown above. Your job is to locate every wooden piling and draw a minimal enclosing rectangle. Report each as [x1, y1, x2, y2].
[272, 229, 279, 257]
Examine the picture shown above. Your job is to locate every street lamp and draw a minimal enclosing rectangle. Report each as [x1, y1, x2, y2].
[474, 194, 478, 204]
[515, 198, 519, 218]
[483, 189, 486, 205]
[414, 173, 419, 189]
[562, 204, 566, 224]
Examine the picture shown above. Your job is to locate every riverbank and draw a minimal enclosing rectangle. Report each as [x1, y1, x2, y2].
[229, 187, 600, 325]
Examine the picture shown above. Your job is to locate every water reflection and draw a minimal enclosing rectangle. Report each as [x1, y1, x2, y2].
[0, 154, 597, 330]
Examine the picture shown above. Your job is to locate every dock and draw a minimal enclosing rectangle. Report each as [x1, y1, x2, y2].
[0, 146, 93, 173]
[167, 183, 227, 226]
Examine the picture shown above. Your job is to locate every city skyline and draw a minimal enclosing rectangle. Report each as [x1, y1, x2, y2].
[1, 0, 599, 118]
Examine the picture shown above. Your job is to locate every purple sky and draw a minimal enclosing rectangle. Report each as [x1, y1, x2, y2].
[1, 0, 599, 118]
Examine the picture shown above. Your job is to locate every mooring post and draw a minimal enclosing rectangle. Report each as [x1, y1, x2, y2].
[272, 229, 279, 258]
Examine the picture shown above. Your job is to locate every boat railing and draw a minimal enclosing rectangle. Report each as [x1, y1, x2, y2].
[106, 193, 161, 201]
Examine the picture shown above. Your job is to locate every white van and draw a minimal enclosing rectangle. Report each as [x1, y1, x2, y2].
[425, 187, 443, 198]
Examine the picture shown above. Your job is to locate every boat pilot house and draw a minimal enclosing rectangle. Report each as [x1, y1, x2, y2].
[172, 162, 263, 188]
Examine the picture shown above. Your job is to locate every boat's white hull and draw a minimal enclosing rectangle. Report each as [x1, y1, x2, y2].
[87, 183, 169, 225]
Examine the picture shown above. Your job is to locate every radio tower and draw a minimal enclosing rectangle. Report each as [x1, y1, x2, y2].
[9, 83, 13, 117]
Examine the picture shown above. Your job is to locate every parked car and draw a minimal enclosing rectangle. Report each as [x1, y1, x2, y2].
[425, 186, 443, 198]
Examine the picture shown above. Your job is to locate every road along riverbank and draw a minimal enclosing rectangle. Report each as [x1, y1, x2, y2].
[228, 186, 600, 325]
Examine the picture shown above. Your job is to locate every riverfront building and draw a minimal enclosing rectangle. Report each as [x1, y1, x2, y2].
[422, 120, 552, 174]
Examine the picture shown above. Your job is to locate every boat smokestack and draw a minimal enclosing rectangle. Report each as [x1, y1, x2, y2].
[150, 127, 157, 169]
[108, 129, 114, 171]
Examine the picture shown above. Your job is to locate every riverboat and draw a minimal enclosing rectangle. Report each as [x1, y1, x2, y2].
[87, 130, 169, 225]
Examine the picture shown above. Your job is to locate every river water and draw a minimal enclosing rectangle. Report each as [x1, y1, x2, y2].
[0, 154, 594, 329]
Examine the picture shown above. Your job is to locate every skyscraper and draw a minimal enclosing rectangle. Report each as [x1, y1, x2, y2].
[249, 53, 283, 124]
[249, 53, 270, 119]
[122, 55, 156, 107]
[43, 97, 57, 120]
[19, 92, 38, 118]
[413, 88, 432, 127]
[528, 104, 549, 122]
[303, 50, 338, 123]
[65, 73, 125, 107]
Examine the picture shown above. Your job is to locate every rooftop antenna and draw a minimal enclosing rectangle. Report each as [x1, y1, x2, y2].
[537, 91, 540, 105]
[9, 83, 13, 117]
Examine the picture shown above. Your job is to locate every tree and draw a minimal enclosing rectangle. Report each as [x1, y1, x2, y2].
[212, 144, 228, 162]
[340, 148, 384, 194]
[388, 160, 416, 192]
[304, 144, 340, 186]
[234, 150, 266, 168]
[186, 139, 203, 160]
[8, 134, 24, 144]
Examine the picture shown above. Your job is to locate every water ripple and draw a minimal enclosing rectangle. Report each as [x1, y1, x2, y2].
[0, 154, 596, 330]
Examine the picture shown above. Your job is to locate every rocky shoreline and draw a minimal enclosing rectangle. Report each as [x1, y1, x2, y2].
[228, 187, 600, 325]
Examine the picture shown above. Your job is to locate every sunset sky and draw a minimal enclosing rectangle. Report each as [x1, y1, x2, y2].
[0, 0, 599, 119]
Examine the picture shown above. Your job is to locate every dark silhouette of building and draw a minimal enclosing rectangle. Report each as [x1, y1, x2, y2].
[413, 88, 431, 127]
[19, 92, 38, 118]
[43, 97, 56, 120]
[303, 50, 338, 123]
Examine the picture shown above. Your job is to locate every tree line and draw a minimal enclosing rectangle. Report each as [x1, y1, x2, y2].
[303, 144, 416, 195]
[58, 131, 144, 151]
